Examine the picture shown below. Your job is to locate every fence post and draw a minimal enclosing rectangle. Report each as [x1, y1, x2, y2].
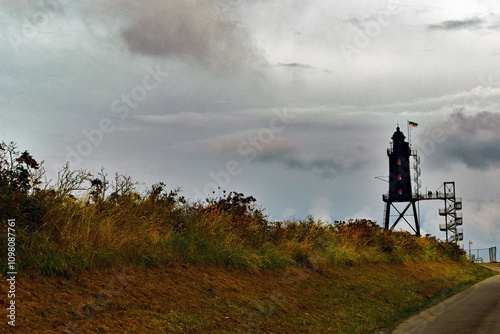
[489, 247, 497, 263]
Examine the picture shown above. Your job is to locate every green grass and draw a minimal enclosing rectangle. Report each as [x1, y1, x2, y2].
[0, 185, 475, 276]
[0, 143, 474, 276]
[484, 262, 500, 266]
[1, 196, 473, 276]
[1, 141, 496, 333]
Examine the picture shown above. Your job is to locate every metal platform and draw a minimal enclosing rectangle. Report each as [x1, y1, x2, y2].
[381, 127, 463, 243]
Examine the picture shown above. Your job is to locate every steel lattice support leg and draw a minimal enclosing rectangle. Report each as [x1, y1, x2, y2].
[384, 202, 391, 230]
[384, 201, 420, 236]
[412, 201, 420, 236]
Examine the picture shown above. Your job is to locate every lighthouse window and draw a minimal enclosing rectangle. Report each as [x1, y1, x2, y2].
[397, 174, 402, 181]
[398, 189, 403, 195]
[397, 158, 402, 166]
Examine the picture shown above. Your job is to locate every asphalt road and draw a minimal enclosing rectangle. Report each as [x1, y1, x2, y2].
[385, 265, 500, 334]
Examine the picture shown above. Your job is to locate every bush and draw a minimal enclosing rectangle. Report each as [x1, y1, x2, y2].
[0, 141, 469, 276]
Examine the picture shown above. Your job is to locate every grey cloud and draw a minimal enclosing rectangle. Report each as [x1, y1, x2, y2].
[252, 140, 297, 161]
[427, 17, 484, 30]
[204, 131, 370, 178]
[417, 111, 500, 170]
[205, 135, 298, 161]
[277, 63, 314, 69]
[445, 137, 500, 169]
[254, 144, 370, 178]
[277, 156, 367, 179]
[2, 0, 262, 72]
[103, 0, 261, 72]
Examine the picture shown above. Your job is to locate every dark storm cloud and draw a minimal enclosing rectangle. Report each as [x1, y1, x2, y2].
[104, 0, 261, 71]
[427, 17, 484, 30]
[417, 111, 500, 170]
[446, 138, 500, 169]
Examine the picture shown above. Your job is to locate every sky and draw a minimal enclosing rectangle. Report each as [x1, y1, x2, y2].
[1, 0, 499, 251]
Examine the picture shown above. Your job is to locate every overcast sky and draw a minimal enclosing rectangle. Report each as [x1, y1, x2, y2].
[1, 0, 499, 250]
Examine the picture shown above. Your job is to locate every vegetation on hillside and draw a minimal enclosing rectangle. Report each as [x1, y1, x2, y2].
[0, 142, 495, 333]
[0, 141, 470, 276]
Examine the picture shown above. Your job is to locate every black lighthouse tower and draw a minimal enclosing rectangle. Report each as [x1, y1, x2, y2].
[383, 127, 420, 236]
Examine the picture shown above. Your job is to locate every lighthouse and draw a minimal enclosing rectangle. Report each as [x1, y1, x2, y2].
[387, 127, 412, 201]
[383, 127, 420, 236]
[381, 125, 464, 242]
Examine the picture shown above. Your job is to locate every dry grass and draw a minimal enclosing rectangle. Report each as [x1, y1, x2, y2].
[0, 260, 493, 333]
[1, 184, 473, 276]
[0, 151, 494, 333]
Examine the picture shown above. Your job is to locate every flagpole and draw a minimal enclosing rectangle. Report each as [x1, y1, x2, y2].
[407, 119, 411, 146]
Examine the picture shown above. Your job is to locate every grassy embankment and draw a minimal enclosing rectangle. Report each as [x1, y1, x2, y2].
[0, 141, 495, 333]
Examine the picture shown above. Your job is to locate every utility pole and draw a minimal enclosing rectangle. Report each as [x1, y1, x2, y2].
[469, 241, 473, 261]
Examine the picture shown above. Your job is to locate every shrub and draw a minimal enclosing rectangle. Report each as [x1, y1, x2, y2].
[0, 141, 470, 275]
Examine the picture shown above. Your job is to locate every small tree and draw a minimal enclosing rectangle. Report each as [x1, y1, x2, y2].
[89, 167, 108, 204]
[0, 141, 42, 222]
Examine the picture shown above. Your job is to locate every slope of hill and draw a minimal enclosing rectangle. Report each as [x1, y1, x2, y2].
[0, 143, 495, 333]
[0, 259, 493, 333]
